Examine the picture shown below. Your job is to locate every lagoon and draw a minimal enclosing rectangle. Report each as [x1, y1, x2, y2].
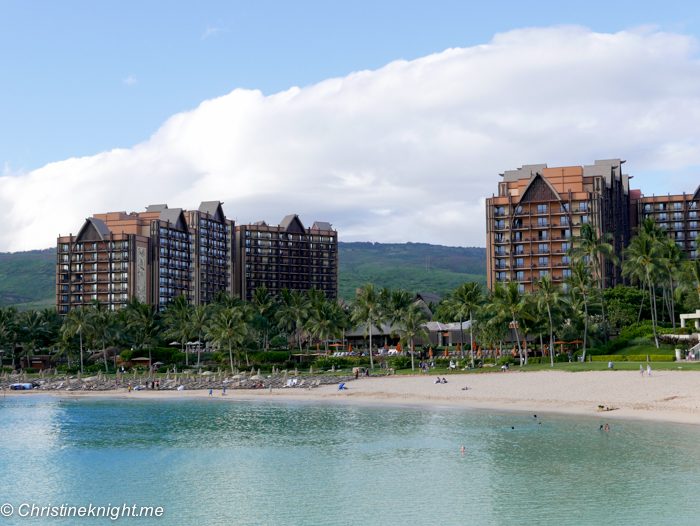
[0, 396, 698, 525]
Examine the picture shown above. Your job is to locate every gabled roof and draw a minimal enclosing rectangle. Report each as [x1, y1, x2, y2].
[693, 184, 700, 201]
[252, 221, 268, 226]
[76, 217, 112, 242]
[517, 173, 562, 204]
[146, 204, 168, 212]
[198, 201, 225, 222]
[280, 214, 305, 233]
[312, 221, 333, 231]
[159, 208, 188, 232]
[415, 292, 441, 305]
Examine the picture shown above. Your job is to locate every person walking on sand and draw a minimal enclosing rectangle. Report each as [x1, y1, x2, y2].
[640, 365, 644, 377]
[209, 389, 213, 397]
[647, 364, 652, 377]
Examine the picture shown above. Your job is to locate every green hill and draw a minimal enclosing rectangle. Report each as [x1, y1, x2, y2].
[338, 242, 486, 300]
[0, 243, 486, 309]
[0, 249, 56, 310]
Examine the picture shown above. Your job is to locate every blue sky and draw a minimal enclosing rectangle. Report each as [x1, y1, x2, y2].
[2, 1, 700, 250]
[2, 0, 699, 171]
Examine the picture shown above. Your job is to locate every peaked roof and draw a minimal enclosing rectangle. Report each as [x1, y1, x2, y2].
[415, 292, 441, 305]
[517, 173, 562, 204]
[159, 208, 188, 231]
[146, 204, 168, 212]
[252, 220, 268, 226]
[76, 217, 112, 242]
[312, 221, 333, 231]
[280, 214, 305, 233]
[693, 184, 700, 201]
[198, 201, 225, 222]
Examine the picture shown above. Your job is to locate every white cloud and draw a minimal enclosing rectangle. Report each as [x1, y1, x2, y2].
[122, 75, 138, 86]
[3, 25, 700, 252]
[202, 26, 225, 39]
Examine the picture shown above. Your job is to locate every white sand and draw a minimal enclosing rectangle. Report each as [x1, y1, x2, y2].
[9, 370, 700, 425]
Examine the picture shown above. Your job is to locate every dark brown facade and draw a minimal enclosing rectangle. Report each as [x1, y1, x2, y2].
[485, 160, 635, 292]
[234, 215, 338, 301]
[638, 186, 700, 260]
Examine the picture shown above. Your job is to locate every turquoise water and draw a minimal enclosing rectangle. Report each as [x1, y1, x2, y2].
[0, 396, 698, 525]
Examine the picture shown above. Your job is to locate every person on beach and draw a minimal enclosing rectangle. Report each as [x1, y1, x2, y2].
[355, 370, 359, 380]
[608, 361, 614, 370]
[605, 424, 610, 432]
[640, 365, 644, 377]
[599, 425, 604, 431]
[441, 377, 448, 384]
[209, 389, 213, 397]
[435, 376, 441, 384]
[647, 364, 652, 377]
[222, 386, 226, 395]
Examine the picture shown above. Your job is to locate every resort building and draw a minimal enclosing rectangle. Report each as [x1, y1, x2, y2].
[485, 159, 636, 292]
[637, 186, 700, 260]
[233, 215, 338, 301]
[56, 201, 234, 314]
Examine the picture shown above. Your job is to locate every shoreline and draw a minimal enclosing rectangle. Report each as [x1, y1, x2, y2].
[7, 370, 700, 426]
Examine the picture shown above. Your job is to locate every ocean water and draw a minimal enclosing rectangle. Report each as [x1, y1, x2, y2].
[0, 396, 698, 525]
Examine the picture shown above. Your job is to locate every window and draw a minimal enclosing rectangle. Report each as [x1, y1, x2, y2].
[496, 272, 506, 282]
[539, 257, 549, 267]
[513, 232, 523, 242]
[539, 270, 549, 278]
[691, 251, 697, 259]
[513, 219, 523, 228]
[581, 215, 589, 224]
[562, 230, 571, 239]
[562, 269, 572, 278]
[674, 202, 682, 210]
[515, 245, 524, 255]
[561, 242, 571, 252]
[691, 231, 698, 239]
[674, 212, 682, 220]
[496, 259, 506, 269]
[537, 218, 548, 227]
[495, 220, 505, 229]
[691, 222, 698, 229]
[538, 243, 548, 254]
[516, 271, 525, 281]
[538, 230, 548, 240]
[659, 213, 667, 221]
[562, 256, 571, 265]
[676, 232, 684, 239]
[518, 284, 525, 293]
[658, 203, 666, 211]
[659, 223, 668, 230]
[561, 217, 569, 226]
[495, 246, 506, 255]
[515, 258, 524, 268]
[644, 204, 652, 212]
[579, 202, 588, 212]
[676, 242, 684, 248]
[495, 233, 504, 242]
[495, 206, 505, 216]
[560, 203, 569, 213]
[537, 204, 547, 214]
[515, 206, 523, 214]
[674, 222, 683, 231]
[691, 211, 698, 219]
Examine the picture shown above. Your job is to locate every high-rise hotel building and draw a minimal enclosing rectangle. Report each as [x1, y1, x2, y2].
[56, 205, 337, 313]
[485, 159, 636, 292]
[637, 186, 700, 260]
[233, 215, 338, 301]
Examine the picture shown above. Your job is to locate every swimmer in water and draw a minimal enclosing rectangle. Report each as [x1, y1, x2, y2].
[599, 425, 604, 430]
[511, 427, 515, 430]
[538, 422, 542, 427]
[605, 424, 610, 432]
[461, 446, 465, 455]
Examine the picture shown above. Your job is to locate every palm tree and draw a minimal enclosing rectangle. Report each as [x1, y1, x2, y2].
[351, 284, 386, 370]
[61, 307, 94, 374]
[90, 300, 115, 371]
[387, 289, 414, 324]
[444, 282, 483, 367]
[566, 261, 594, 360]
[207, 307, 248, 371]
[188, 305, 210, 367]
[678, 258, 700, 307]
[277, 288, 311, 356]
[623, 234, 662, 348]
[17, 310, 49, 369]
[568, 223, 618, 343]
[306, 300, 345, 354]
[533, 274, 561, 367]
[490, 282, 526, 365]
[126, 299, 160, 369]
[163, 295, 193, 366]
[391, 306, 429, 371]
[252, 286, 274, 350]
[659, 239, 685, 332]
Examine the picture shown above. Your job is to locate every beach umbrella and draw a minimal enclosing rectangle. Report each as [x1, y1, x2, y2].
[396, 342, 402, 353]
[444, 347, 449, 358]
[428, 347, 433, 358]
[473, 341, 477, 351]
[456, 342, 461, 352]
[477, 347, 482, 358]
[512, 347, 517, 358]
[348, 344, 352, 353]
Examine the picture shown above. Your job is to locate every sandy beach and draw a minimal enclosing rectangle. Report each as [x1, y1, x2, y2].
[9, 369, 700, 425]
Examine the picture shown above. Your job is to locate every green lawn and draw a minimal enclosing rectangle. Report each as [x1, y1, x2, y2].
[614, 345, 676, 356]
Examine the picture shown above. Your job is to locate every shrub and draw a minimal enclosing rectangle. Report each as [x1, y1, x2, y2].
[591, 355, 626, 361]
[587, 338, 629, 356]
[157, 366, 168, 373]
[498, 356, 515, 365]
[24, 367, 36, 374]
[388, 356, 412, 369]
[1, 366, 12, 372]
[270, 335, 288, 348]
[252, 351, 290, 364]
[619, 324, 654, 341]
[527, 357, 542, 364]
[555, 353, 569, 363]
[628, 337, 655, 347]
